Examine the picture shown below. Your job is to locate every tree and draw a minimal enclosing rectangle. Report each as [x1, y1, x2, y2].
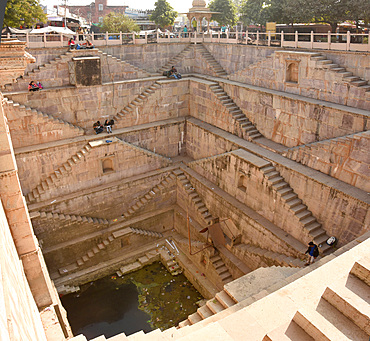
[239, 0, 269, 27]
[150, 0, 178, 29]
[4, 0, 46, 28]
[209, 0, 237, 26]
[100, 12, 139, 33]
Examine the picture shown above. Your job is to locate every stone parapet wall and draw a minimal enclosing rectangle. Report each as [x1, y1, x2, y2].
[284, 131, 370, 192]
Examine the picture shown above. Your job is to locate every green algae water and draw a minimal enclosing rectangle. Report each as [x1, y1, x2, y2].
[61, 262, 203, 340]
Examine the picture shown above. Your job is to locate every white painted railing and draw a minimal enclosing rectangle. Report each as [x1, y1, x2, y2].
[2, 30, 370, 52]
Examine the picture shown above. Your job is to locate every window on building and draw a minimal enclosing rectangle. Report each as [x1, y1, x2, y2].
[98, 4, 103, 11]
[99, 17, 103, 23]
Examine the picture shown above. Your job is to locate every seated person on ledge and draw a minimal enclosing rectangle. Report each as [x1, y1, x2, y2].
[93, 121, 104, 134]
[28, 81, 40, 91]
[168, 66, 182, 79]
[68, 38, 76, 49]
[80, 39, 94, 49]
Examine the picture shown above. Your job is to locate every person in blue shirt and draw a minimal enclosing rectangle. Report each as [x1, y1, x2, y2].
[305, 242, 319, 265]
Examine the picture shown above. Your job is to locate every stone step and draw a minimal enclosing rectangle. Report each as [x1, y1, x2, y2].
[215, 290, 235, 309]
[197, 305, 213, 319]
[350, 259, 370, 285]
[322, 284, 370, 333]
[263, 321, 314, 341]
[188, 312, 202, 325]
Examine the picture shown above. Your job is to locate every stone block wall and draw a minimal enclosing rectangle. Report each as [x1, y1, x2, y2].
[186, 120, 238, 160]
[5, 100, 84, 149]
[100, 43, 191, 73]
[16, 139, 171, 201]
[220, 80, 369, 147]
[284, 131, 370, 192]
[229, 50, 370, 110]
[23, 47, 66, 74]
[0, 201, 48, 341]
[277, 164, 369, 245]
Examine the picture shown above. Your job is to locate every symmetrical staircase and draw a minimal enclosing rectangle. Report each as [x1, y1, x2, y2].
[209, 83, 263, 141]
[2, 50, 73, 92]
[114, 82, 161, 122]
[130, 227, 163, 239]
[115, 137, 172, 164]
[26, 144, 92, 203]
[311, 53, 370, 92]
[210, 253, 233, 284]
[4, 98, 84, 134]
[234, 243, 303, 268]
[120, 172, 177, 220]
[265, 258, 370, 340]
[35, 211, 110, 226]
[260, 163, 331, 253]
[194, 44, 228, 77]
[174, 169, 215, 225]
[157, 44, 193, 74]
[97, 49, 152, 79]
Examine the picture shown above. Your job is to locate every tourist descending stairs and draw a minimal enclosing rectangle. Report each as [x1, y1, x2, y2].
[113, 82, 161, 122]
[194, 44, 228, 77]
[265, 258, 370, 340]
[4, 98, 84, 134]
[2, 50, 73, 92]
[34, 211, 110, 226]
[210, 253, 233, 284]
[120, 172, 177, 220]
[260, 163, 331, 254]
[174, 169, 215, 225]
[311, 53, 370, 92]
[157, 44, 193, 74]
[209, 83, 263, 141]
[26, 144, 93, 203]
[96, 49, 153, 78]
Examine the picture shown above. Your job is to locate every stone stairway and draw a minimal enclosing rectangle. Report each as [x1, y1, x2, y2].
[130, 227, 163, 239]
[266, 258, 370, 340]
[35, 210, 110, 226]
[97, 49, 152, 78]
[26, 144, 92, 203]
[234, 243, 303, 268]
[4, 98, 84, 134]
[209, 83, 263, 141]
[260, 163, 331, 254]
[158, 44, 193, 74]
[58, 227, 132, 276]
[177, 266, 299, 330]
[115, 137, 172, 164]
[120, 172, 176, 220]
[311, 53, 370, 92]
[2, 50, 73, 91]
[114, 82, 161, 122]
[228, 54, 273, 80]
[194, 44, 228, 77]
[210, 253, 233, 284]
[174, 169, 215, 225]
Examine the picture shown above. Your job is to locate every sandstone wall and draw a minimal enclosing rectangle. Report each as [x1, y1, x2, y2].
[4, 100, 84, 149]
[220, 80, 369, 147]
[229, 50, 370, 110]
[0, 201, 48, 341]
[284, 131, 370, 192]
[7, 79, 189, 131]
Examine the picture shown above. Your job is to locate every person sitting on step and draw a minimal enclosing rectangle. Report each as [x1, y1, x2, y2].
[104, 119, 113, 134]
[168, 66, 181, 79]
[28, 81, 40, 91]
[93, 121, 103, 134]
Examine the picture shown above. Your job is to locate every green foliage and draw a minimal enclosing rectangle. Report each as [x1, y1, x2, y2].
[4, 0, 46, 28]
[209, 0, 237, 26]
[150, 0, 178, 28]
[239, 0, 269, 26]
[100, 12, 139, 33]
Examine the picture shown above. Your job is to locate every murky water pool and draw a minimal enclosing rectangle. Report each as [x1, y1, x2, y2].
[61, 262, 203, 340]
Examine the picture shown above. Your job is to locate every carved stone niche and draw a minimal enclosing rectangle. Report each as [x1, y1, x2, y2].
[102, 158, 114, 173]
[285, 60, 299, 83]
[69, 56, 101, 86]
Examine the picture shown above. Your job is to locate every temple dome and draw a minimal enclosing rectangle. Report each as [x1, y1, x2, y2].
[192, 0, 206, 8]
